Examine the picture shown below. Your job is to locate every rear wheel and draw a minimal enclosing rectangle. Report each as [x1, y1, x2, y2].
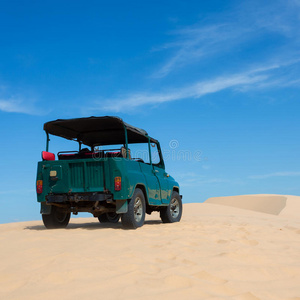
[121, 188, 145, 229]
[160, 191, 182, 223]
[98, 212, 120, 223]
[42, 205, 70, 229]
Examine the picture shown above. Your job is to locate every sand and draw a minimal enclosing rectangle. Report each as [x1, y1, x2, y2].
[0, 194, 299, 300]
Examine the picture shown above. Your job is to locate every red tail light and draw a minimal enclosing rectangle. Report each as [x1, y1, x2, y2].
[36, 180, 43, 194]
[114, 177, 121, 191]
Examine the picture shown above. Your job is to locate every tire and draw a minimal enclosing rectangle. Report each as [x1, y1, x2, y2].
[42, 205, 70, 229]
[160, 191, 182, 223]
[98, 212, 120, 223]
[121, 188, 146, 229]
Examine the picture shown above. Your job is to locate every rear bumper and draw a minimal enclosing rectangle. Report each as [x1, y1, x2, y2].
[46, 192, 113, 203]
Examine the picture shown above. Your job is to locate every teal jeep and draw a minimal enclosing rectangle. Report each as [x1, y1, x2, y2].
[36, 116, 182, 229]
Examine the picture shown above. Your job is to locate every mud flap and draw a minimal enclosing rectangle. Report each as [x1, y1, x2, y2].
[40, 202, 52, 215]
[116, 199, 128, 214]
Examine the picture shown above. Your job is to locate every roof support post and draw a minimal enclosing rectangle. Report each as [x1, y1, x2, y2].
[46, 132, 50, 152]
[124, 125, 129, 157]
[156, 141, 165, 169]
[147, 136, 152, 165]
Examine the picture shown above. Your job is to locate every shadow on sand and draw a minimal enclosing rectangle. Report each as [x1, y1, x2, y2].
[24, 219, 162, 231]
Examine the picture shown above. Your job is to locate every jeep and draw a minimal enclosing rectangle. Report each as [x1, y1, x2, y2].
[36, 116, 182, 229]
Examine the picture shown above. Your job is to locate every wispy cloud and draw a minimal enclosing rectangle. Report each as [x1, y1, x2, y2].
[153, 23, 251, 78]
[0, 99, 32, 114]
[180, 178, 231, 187]
[81, 1, 300, 114]
[0, 98, 47, 115]
[249, 171, 300, 179]
[89, 72, 266, 113]
[172, 172, 231, 187]
[153, 0, 300, 78]
[170, 170, 245, 187]
[0, 80, 48, 115]
[87, 59, 300, 113]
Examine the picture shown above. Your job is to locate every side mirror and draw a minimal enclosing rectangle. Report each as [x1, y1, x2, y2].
[42, 151, 55, 161]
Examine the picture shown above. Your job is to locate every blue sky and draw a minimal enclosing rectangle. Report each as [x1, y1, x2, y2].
[0, 0, 299, 223]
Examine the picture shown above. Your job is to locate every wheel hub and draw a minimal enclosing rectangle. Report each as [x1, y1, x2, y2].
[134, 197, 143, 222]
[170, 198, 179, 218]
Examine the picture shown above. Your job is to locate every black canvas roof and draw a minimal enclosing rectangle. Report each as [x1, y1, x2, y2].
[44, 116, 157, 146]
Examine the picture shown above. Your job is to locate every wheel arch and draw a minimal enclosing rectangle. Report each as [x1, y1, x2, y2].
[172, 186, 180, 194]
[134, 183, 154, 215]
[134, 184, 149, 204]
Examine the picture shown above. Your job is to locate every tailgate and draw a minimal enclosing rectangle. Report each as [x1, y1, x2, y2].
[42, 159, 106, 194]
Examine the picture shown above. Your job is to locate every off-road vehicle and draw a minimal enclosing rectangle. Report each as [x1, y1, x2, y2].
[36, 116, 182, 229]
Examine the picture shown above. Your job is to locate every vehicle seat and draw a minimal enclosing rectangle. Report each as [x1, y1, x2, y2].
[106, 152, 122, 158]
[78, 148, 93, 158]
[58, 153, 79, 160]
[42, 151, 55, 161]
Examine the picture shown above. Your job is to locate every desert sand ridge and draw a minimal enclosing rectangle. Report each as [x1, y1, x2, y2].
[205, 194, 287, 215]
[206, 194, 299, 217]
[0, 194, 299, 300]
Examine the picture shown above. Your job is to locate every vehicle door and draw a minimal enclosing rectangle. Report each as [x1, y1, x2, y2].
[130, 142, 161, 205]
[150, 143, 171, 204]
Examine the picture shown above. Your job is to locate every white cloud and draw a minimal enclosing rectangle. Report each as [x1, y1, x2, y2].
[0, 99, 29, 114]
[0, 98, 45, 115]
[81, 1, 300, 115]
[84, 56, 300, 114]
[153, 23, 251, 78]
[249, 172, 300, 179]
[0, 80, 48, 115]
[153, 1, 300, 78]
[89, 71, 267, 113]
[180, 177, 231, 187]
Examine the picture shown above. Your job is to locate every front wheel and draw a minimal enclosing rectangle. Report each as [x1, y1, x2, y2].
[160, 191, 182, 223]
[121, 188, 146, 229]
[42, 205, 70, 229]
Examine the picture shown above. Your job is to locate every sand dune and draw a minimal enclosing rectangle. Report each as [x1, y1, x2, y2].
[205, 194, 288, 215]
[0, 194, 299, 300]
